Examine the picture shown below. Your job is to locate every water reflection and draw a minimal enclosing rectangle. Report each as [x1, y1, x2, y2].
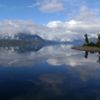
[84, 51, 100, 64]
[0, 43, 44, 53]
[85, 51, 88, 58]
[0, 43, 99, 67]
[0, 43, 100, 100]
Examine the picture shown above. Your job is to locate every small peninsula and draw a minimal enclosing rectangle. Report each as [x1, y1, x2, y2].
[72, 34, 100, 52]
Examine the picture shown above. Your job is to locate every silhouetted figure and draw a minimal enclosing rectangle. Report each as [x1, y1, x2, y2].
[84, 51, 88, 58]
[84, 34, 89, 45]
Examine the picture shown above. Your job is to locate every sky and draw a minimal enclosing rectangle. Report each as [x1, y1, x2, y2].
[0, 0, 66, 24]
[0, 0, 100, 41]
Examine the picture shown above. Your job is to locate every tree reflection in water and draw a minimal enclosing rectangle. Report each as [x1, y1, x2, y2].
[84, 51, 88, 58]
[84, 51, 100, 64]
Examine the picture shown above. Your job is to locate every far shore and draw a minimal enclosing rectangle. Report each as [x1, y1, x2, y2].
[72, 46, 100, 52]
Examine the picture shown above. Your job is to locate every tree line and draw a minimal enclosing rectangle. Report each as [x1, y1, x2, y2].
[84, 34, 100, 47]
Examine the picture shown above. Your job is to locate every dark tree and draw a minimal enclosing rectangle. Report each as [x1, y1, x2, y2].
[84, 34, 89, 45]
[96, 34, 100, 47]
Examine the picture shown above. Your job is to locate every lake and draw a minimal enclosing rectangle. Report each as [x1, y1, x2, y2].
[0, 43, 100, 100]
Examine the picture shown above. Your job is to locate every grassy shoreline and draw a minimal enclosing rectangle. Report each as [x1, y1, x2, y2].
[72, 46, 100, 52]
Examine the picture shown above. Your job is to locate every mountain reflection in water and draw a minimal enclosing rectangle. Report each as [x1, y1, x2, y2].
[0, 43, 100, 100]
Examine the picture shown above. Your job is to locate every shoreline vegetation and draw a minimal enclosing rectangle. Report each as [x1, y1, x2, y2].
[72, 34, 100, 52]
[72, 46, 100, 52]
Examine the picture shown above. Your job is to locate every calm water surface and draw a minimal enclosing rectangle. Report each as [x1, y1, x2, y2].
[0, 43, 100, 100]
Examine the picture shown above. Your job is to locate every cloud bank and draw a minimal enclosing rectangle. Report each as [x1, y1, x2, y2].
[29, 0, 64, 13]
[0, 6, 100, 41]
[39, 0, 64, 12]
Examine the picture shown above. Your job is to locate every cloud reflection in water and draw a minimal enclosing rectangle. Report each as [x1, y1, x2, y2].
[0, 44, 99, 67]
[0, 44, 100, 100]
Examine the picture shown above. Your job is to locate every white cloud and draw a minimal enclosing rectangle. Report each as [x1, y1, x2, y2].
[0, 6, 100, 42]
[36, 0, 64, 12]
[46, 6, 100, 40]
[47, 21, 63, 28]
[0, 20, 77, 41]
[75, 6, 98, 22]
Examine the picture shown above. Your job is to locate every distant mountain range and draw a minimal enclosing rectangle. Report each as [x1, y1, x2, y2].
[0, 32, 44, 41]
[0, 33, 69, 53]
[14, 33, 45, 41]
[0, 32, 69, 45]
